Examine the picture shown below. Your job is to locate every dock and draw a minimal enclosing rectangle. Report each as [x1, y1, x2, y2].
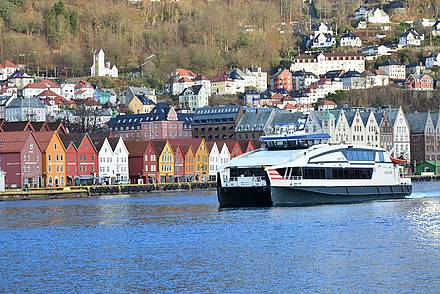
[0, 182, 217, 201]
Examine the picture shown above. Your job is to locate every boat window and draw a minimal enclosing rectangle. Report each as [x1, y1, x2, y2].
[303, 168, 325, 179]
[331, 168, 373, 179]
[344, 149, 375, 161]
[378, 152, 385, 162]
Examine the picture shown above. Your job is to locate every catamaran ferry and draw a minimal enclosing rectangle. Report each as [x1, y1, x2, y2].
[266, 145, 412, 206]
[217, 133, 331, 208]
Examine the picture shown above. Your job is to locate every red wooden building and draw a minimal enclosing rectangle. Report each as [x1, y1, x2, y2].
[0, 131, 43, 188]
[60, 133, 98, 185]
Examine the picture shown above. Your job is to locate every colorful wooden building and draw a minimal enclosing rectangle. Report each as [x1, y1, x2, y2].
[33, 131, 67, 187]
[60, 133, 98, 185]
[0, 131, 43, 188]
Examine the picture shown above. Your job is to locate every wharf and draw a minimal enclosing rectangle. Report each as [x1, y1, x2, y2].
[0, 182, 217, 201]
[409, 175, 440, 182]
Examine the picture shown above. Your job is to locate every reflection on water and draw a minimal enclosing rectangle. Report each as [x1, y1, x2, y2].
[0, 185, 439, 293]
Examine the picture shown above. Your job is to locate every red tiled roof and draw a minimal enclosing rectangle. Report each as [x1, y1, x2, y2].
[37, 89, 63, 99]
[175, 69, 197, 77]
[24, 79, 60, 89]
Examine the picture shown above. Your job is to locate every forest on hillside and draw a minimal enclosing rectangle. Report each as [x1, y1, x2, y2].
[0, 0, 439, 87]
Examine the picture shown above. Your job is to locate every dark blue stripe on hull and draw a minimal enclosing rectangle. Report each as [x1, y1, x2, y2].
[271, 185, 412, 207]
[217, 186, 272, 208]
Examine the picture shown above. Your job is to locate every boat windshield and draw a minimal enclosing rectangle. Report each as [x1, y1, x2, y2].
[263, 139, 327, 151]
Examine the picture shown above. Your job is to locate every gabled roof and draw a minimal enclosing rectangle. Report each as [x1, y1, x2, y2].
[406, 112, 430, 134]
[125, 140, 149, 157]
[7, 96, 45, 108]
[59, 133, 86, 150]
[175, 69, 197, 77]
[168, 138, 203, 152]
[151, 140, 167, 157]
[1, 121, 35, 132]
[33, 131, 59, 151]
[0, 131, 36, 153]
[107, 137, 121, 151]
[135, 95, 156, 106]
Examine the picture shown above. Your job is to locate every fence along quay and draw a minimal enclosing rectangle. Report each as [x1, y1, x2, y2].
[0, 182, 217, 201]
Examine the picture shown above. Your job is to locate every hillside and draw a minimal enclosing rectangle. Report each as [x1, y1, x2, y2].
[0, 0, 439, 89]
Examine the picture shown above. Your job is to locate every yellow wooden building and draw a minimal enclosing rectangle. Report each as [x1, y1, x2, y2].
[152, 140, 174, 183]
[33, 131, 67, 187]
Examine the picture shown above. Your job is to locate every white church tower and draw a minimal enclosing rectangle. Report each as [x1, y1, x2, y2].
[90, 49, 118, 78]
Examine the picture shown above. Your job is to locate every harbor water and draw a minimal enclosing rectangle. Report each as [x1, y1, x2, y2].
[0, 182, 439, 293]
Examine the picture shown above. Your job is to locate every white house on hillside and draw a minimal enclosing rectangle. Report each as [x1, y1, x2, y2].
[425, 53, 440, 68]
[90, 49, 118, 78]
[307, 23, 336, 49]
[367, 8, 390, 23]
[178, 85, 209, 112]
[399, 30, 424, 47]
[339, 32, 362, 47]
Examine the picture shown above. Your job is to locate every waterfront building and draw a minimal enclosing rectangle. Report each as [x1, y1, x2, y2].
[227, 140, 244, 159]
[219, 142, 231, 166]
[407, 112, 436, 163]
[0, 131, 42, 188]
[60, 133, 98, 186]
[386, 107, 411, 160]
[182, 144, 195, 181]
[191, 105, 244, 141]
[33, 131, 67, 187]
[91, 136, 116, 184]
[171, 144, 185, 182]
[125, 140, 159, 184]
[170, 138, 209, 182]
[152, 140, 174, 183]
[108, 137, 129, 184]
[207, 142, 220, 181]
